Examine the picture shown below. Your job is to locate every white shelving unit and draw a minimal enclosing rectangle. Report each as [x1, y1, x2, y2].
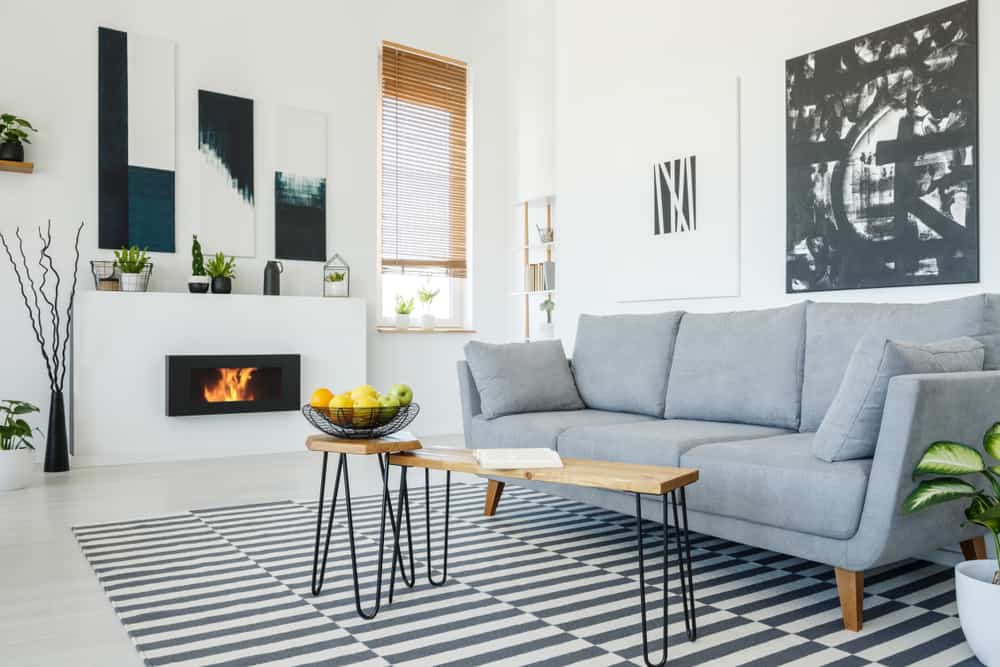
[511, 196, 555, 340]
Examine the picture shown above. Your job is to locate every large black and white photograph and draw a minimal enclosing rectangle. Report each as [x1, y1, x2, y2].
[786, 1, 978, 293]
[653, 155, 696, 235]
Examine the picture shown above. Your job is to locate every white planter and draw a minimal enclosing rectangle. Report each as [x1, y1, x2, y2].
[120, 272, 146, 292]
[956, 559, 1000, 666]
[0, 449, 35, 491]
[537, 322, 555, 339]
[395, 313, 411, 329]
[324, 280, 348, 297]
[188, 275, 210, 294]
[421, 313, 437, 330]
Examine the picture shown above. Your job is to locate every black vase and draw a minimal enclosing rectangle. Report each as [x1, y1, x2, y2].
[0, 141, 24, 162]
[44, 390, 69, 473]
[211, 276, 232, 294]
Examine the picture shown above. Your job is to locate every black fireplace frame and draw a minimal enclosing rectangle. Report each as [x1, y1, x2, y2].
[166, 354, 301, 417]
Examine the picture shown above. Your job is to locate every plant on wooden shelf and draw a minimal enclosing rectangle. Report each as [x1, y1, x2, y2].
[188, 235, 209, 293]
[114, 245, 151, 292]
[417, 283, 440, 329]
[205, 251, 236, 294]
[538, 295, 555, 339]
[0, 399, 40, 491]
[394, 294, 415, 329]
[0, 113, 37, 162]
[0, 220, 83, 473]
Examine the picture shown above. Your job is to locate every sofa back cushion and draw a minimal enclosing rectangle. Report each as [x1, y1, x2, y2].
[572, 312, 684, 417]
[464, 340, 584, 419]
[664, 302, 806, 429]
[813, 336, 985, 462]
[801, 295, 987, 432]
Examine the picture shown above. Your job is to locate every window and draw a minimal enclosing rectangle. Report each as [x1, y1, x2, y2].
[378, 41, 469, 327]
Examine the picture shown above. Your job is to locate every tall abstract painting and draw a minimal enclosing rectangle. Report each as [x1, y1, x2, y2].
[274, 106, 327, 261]
[199, 90, 255, 257]
[653, 155, 697, 235]
[98, 27, 176, 252]
[786, 1, 978, 293]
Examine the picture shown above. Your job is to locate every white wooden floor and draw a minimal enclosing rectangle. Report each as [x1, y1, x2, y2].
[1, 436, 473, 667]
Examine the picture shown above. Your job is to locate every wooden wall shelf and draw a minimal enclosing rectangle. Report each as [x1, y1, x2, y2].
[0, 160, 34, 174]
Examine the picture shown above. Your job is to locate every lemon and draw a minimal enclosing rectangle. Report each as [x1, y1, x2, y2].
[328, 393, 354, 426]
[310, 388, 334, 408]
[350, 384, 378, 402]
[352, 395, 380, 426]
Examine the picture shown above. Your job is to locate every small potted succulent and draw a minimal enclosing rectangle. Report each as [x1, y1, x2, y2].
[205, 252, 236, 294]
[0, 400, 40, 491]
[324, 270, 347, 297]
[903, 424, 1000, 665]
[394, 294, 415, 329]
[114, 245, 151, 292]
[417, 284, 440, 329]
[188, 235, 209, 293]
[0, 114, 37, 162]
[538, 295, 555, 339]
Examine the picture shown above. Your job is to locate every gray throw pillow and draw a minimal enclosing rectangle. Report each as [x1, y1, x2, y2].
[973, 333, 1000, 370]
[813, 336, 985, 462]
[464, 340, 584, 419]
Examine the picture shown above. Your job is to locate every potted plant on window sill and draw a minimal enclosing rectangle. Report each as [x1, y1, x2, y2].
[0, 400, 40, 491]
[188, 235, 209, 293]
[417, 284, 440, 329]
[902, 424, 1000, 666]
[205, 252, 236, 294]
[114, 245, 151, 292]
[394, 294, 415, 329]
[0, 113, 37, 162]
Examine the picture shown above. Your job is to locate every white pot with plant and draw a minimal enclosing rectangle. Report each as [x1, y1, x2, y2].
[324, 271, 347, 297]
[418, 284, 440, 329]
[188, 235, 210, 293]
[395, 295, 415, 329]
[115, 245, 151, 292]
[0, 399, 40, 492]
[903, 424, 1000, 666]
[538, 295, 555, 339]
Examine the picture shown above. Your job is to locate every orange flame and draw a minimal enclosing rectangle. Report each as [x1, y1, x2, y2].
[202, 367, 258, 402]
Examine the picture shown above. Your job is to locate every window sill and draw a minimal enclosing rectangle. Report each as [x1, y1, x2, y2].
[376, 326, 477, 334]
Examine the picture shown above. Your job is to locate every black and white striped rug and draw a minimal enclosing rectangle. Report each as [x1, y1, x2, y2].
[74, 483, 977, 666]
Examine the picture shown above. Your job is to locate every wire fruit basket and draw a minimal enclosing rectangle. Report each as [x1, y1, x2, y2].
[302, 403, 419, 439]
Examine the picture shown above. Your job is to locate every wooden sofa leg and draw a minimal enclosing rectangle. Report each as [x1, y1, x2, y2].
[484, 480, 505, 516]
[960, 536, 987, 560]
[835, 568, 864, 631]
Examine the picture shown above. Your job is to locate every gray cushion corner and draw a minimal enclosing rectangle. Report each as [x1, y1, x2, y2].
[468, 409, 657, 451]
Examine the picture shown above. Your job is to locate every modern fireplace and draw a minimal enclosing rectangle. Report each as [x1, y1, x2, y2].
[166, 354, 301, 416]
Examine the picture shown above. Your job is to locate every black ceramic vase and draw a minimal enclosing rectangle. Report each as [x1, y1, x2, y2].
[211, 276, 232, 294]
[0, 141, 24, 162]
[44, 390, 69, 472]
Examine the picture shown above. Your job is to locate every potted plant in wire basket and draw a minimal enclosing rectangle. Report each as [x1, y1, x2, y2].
[114, 245, 151, 292]
[394, 294, 415, 329]
[205, 252, 236, 294]
[902, 424, 1000, 666]
[188, 235, 209, 293]
[417, 283, 440, 330]
[0, 400, 40, 491]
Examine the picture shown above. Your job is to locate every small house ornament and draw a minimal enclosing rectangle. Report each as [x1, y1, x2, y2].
[323, 253, 349, 297]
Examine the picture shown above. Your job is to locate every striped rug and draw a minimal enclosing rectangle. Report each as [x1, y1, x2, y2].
[73, 482, 978, 666]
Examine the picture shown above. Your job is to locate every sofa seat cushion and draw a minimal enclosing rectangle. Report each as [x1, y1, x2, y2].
[557, 420, 790, 467]
[469, 410, 656, 451]
[680, 433, 872, 539]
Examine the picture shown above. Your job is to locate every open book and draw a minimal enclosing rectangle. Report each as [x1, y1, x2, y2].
[474, 448, 563, 470]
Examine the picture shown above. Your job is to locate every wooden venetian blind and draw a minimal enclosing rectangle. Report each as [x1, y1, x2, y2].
[380, 42, 468, 278]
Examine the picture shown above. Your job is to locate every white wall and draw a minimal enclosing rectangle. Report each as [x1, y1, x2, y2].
[539, 0, 1000, 351]
[0, 0, 512, 447]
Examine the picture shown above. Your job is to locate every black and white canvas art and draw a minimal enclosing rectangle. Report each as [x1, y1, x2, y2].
[274, 106, 327, 262]
[653, 155, 697, 235]
[198, 90, 255, 257]
[786, 1, 978, 293]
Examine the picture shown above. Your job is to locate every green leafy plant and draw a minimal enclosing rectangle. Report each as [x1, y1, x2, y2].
[205, 252, 236, 279]
[325, 271, 345, 283]
[394, 294, 415, 315]
[0, 400, 40, 451]
[417, 284, 440, 308]
[539, 295, 555, 324]
[903, 423, 1000, 584]
[114, 245, 150, 273]
[0, 114, 37, 145]
[191, 235, 206, 276]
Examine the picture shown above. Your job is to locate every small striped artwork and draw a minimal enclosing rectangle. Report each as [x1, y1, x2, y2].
[75, 483, 975, 666]
[653, 156, 697, 236]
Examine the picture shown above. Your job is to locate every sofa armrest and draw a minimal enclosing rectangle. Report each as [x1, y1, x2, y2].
[456, 360, 482, 437]
[846, 370, 1000, 570]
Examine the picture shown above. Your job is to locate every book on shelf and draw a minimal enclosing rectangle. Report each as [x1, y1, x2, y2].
[522, 261, 555, 292]
[474, 448, 563, 470]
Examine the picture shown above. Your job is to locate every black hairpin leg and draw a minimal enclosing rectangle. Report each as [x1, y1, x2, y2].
[311, 452, 343, 596]
[635, 493, 669, 667]
[672, 487, 697, 641]
[425, 468, 451, 585]
[389, 464, 415, 603]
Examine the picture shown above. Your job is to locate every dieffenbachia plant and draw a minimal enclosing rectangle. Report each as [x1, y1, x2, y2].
[902, 423, 1000, 584]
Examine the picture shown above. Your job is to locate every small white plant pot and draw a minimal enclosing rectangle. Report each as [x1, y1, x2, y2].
[537, 322, 555, 339]
[188, 275, 210, 294]
[0, 449, 35, 491]
[395, 313, 411, 329]
[324, 281, 348, 297]
[120, 272, 145, 292]
[956, 559, 1000, 665]
[421, 313, 437, 330]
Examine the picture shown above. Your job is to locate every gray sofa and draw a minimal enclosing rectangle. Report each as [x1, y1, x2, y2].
[457, 294, 1000, 631]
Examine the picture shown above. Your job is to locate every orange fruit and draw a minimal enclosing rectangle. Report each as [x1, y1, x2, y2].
[310, 388, 334, 408]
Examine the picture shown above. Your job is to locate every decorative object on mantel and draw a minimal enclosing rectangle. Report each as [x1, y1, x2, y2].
[0, 399, 40, 491]
[417, 283, 439, 329]
[114, 245, 152, 292]
[205, 251, 236, 294]
[188, 235, 209, 293]
[322, 252, 349, 297]
[0, 113, 37, 163]
[538, 295, 555, 339]
[0, 220, 83, 473]
[90, 260, 120, 291]
[263, 260, 283, 296]
[394, 294, 415, 329]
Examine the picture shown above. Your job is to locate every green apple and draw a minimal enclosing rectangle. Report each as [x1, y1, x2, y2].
[388, 383, 413, 406]
[377, 394, 400, 423]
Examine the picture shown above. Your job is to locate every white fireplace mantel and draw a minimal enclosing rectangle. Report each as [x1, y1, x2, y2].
[72, 291, 366, 466]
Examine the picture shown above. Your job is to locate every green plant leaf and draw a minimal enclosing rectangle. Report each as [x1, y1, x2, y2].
[966, 501, 1000, 534]
[902, 477, 978, 513]
[984, 423, 1000, 462]
[914, 441, 985, 477]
